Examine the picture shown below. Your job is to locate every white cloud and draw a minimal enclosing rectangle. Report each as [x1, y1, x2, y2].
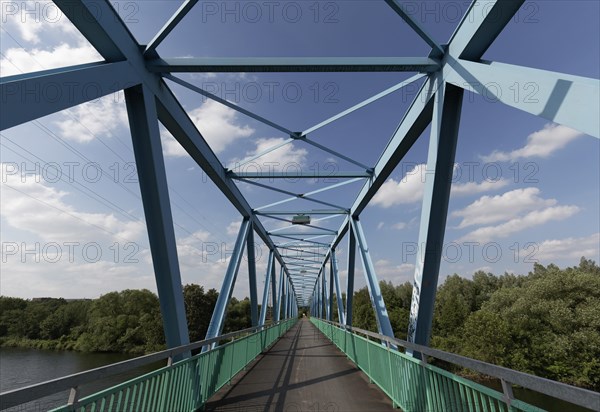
[54, 93, 128, 143]
[451, 179, 510, 196]
[457, 205, 580, 243]
[374, 259, 414, 284]
[0, 1, 79, 45]
[231, 137, 308, 170]
[535, 233, 600, 262]
[161, 129, 188, 158]
[188, 100, 254, 154]
[377, 222, 385, 230]
[481, 124, 583, 162]
[392, 222, 406, 230]
[452, 188, 557, 229]
[226, 221, 242, 236]
[0, 164, 144, 243]
[0, 42, 101, 77]
[372, 164, 426, 207]
[372, 164, 509, 208]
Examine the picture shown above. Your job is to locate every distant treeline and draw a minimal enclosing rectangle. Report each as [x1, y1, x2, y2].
[0, 284, 250, 354]
[1, 258, 598, 390]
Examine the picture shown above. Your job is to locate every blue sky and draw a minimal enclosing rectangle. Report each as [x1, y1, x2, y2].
[0, 1, 598, 300]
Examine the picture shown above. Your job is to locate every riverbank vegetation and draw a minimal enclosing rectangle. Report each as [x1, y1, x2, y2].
[1, 258, 598, 390]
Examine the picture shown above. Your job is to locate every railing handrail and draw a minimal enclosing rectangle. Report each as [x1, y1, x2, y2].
[0, 319, 291, 410]
[316, 318, 600, 411]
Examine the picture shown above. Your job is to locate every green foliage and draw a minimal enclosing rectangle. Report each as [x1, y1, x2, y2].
[183, 284, 218, 342]
[347, 257, 600, 390]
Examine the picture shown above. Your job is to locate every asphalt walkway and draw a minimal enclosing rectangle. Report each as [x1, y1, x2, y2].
[205, 318, 395, 412]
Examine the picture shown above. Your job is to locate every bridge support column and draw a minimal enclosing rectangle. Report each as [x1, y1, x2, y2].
[276, 267, 284, 321]
[351, 218, 395, 340]
[259, 250, 275, 325]
[345, 224, 356, 326]
[332, 250, 346, 325]
[247, 225, 259, 326]
[407, 79, 464, 356]
[322, 264, 330, 320]
[124, 85, 189, 350]
[328, 257, 334, 321]
[204, 218, 251, 349]
[271, 258, 278, 322]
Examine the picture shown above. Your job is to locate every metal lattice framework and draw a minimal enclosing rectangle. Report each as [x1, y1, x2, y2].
[1, 0, 598, 355]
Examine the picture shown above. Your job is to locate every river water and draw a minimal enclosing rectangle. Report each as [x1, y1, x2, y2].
[0, 347, 592, 411]
[0, 347, 159, 411]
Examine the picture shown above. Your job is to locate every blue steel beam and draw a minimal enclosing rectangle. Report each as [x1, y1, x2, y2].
[246, 227, 259, 326]
[301, 73, 426, 136]
[259, 250, 275, 326]
[145, 0, 199, 56]
[163, 74, 294, 136]
[275, 267, 284, 322]
[351, 218, 395, 340]
[345, 223, 356, 326]
[53, 0, 127, 60]
[384, 0, 444, 54]
[331, 250, 346, 325]
[54, 0, 296, 287]
[447, 0, 526, 60]
[230, 171, 371, 179]
[147, 57, 441, 73]
[0, 62, 139, 131]
[407, 80, 464, 355]
[253, 179, 360, 212]
[270, 259, 278, 324]
[123, 85, 189, 349]
[255, 210, 348, 216]
[204, 218, 251, 348]
[328, 257, 334, 321]
[444, 58, 600, 138]
[322, 265, 330, 321]
[298, 137, 372, 171]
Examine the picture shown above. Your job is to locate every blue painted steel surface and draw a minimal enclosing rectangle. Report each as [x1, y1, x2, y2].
[124, 85, 190, 350]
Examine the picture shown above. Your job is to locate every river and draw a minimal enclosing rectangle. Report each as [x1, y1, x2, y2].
[0, 347, 592, 411]
[0, 347, 159, 411]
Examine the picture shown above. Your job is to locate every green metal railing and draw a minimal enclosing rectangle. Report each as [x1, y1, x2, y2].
[311, 318, 544, 412]
[42, 319, 296, 412]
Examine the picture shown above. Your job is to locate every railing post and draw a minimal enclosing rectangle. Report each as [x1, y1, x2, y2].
[501, 379, 516, 411]
[66, 386, 79, 410]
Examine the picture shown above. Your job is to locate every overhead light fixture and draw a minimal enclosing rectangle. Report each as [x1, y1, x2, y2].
[292, 214, 311, 225]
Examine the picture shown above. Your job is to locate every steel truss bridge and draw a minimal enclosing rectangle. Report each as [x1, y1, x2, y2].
[1, 0, 599, 411]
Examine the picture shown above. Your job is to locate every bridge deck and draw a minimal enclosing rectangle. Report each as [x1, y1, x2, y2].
[205, 318, 395, 411]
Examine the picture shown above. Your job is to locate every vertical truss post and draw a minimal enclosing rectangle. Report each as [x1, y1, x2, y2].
[276, 267, 284, 322]
[316, 275, 322, 318]
[247, 225, 259, 326]
[328, 257, 334, 321]
[282, 278, 288, 319]
[407, 80, 464, 356]
[203, 218, 251, 349]
[346, 223, 356, 326]
[332, 250, 346, 325]
[271, 259, 278, 323]
[124, 85, 189, 350]
[322, 264, 330, 321]
[259, 250, 274, 326]
[351, 218, 395, 340]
